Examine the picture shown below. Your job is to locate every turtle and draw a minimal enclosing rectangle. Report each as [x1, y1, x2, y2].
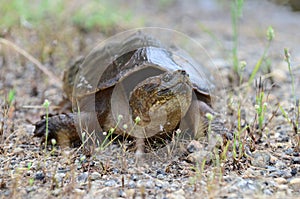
[34, 31, 215, 149]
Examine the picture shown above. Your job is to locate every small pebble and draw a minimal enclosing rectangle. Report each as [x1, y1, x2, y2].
[187, 140, 202, 153]
[57, 168, 70, 173]
[293, 152, 299, 157]
[155, 179, 169, 189]
[90, 172, 101, 181]
[26, 186, 36, 193]
[52, 189, 61, 197]
[275, 160, 287, 170]
[267, 166, 277, 172]
[125, 189, 135, 198]
[186, 151, 208, 163]
[291, 168, 297, 176]
[292, 157, 300, 164]
[271, 68, 288, 82]
[277, 184, 289, 190]
[104, 179, 117, 187]
[251, 151, 270, 168]
[170, 181, 180, 191]
[157, 174, 165, 180]
[128, 180, 136, 189]
[289, 178, 300, 190]
[112, 168, 119, 174]
[284, 148, 294, 155]
[130, 174, 138, 181]
[77, 172, 88, 182]
[55, 173, 66, 184]
[166, 189, 185, 199]
[156, 169, 165, 175]
[263, 189, 273, 195]
[74, 188, 85, 195]
[118, 189, 126, 197]
[274, 177, 287, 184]
[35, 171, 45, 181]
[137, 180, 155, 189]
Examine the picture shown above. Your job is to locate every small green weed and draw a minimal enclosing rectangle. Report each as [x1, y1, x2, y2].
[232, 103, 248, 160]
[189, 159, 206, 192]
[285, 48, 296, 105]
[0, 89, 16, 143]
[42, 99, 50, 152]
[7, 89, 16, 106]
[99, 116, 122, 150]
[248, 26, 275, 85]
[280, 49, 300, 150]
[254, 78, 268, 135]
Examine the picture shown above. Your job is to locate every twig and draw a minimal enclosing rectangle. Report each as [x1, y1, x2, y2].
[0, 38, 63, 88]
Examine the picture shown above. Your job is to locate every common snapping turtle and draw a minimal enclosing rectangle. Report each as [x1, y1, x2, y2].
[34, 30, 215, 148]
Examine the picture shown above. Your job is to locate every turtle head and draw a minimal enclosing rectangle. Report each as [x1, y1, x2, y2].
[129, 69, 193, 135]
[157, 70, 192, 96]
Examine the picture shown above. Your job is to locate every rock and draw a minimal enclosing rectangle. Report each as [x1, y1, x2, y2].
[274, 177, 287, 185]
[77, 172, 88, 182]
[186, 151, 210, 163]
[275, 160, 287, 170]
[187, 140, 202, 153]
[155, 179, 169, 189]
[25, 186, 36, 193]
[277, 184, 289, 191]
[74, 188, 85, 195]
[170, 181, 180, 191]
[291, 168, 297, 176]
[271, 69, 288, 82]
[52, 189, 61, 197]
[292, 157, 300, 164]
[118, 189, 126, 197]
[57, 168, 70, 173]
[128, 180, 136, 189]
[125, 189, 135, 198]
[90, 171, 101, 181]
[166, 189, 186, 199]
[137, 179, 155, 189]
[111, 168, 119, 174]
[289, 178, 300, 190]
[130, 174, 138, 181]
[34, 171, 45, 181]
[157, 174, 165, 180]
[55, 173, 66, 184]
[156, 169, 166, 175]
[104, 179, 117, 187]
[13, 147, 24, 154]
[251, 151, 271, 168]
[227, 178, 263, 194]
[284, 148, 294, 155]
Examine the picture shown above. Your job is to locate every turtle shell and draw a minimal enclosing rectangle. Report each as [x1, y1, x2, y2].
[72, 30, 214, 105]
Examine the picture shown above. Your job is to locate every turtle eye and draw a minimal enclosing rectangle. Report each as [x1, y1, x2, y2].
[162, 73, 173, 82]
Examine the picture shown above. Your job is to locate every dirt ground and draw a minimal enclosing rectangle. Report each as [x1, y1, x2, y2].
[1, 0, 300, 198]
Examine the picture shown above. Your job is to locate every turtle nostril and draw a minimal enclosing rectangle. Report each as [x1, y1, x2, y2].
[180, 70, 187, 75]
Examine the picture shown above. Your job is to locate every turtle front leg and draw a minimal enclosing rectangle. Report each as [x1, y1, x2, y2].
[34, 113, 81, 147]
[185, 100, 215, 140]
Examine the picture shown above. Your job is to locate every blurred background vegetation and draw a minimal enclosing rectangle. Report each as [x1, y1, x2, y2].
[0, 0, 146, 32]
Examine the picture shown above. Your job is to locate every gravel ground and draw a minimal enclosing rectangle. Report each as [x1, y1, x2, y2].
[1, 0, 300, 198]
